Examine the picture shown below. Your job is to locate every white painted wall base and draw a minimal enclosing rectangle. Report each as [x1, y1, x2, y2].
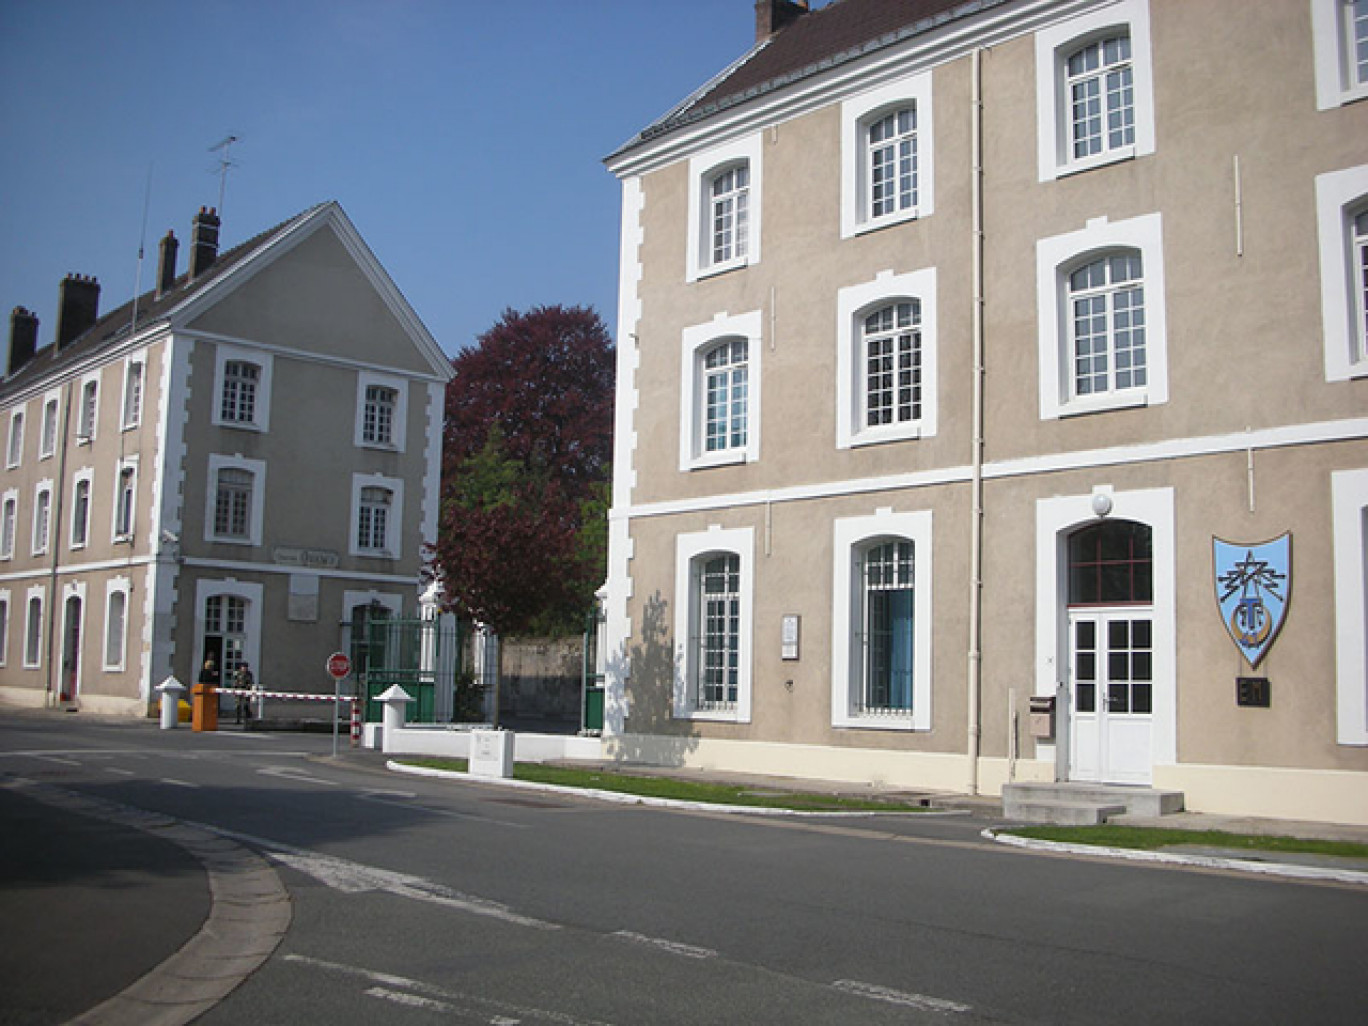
[379, 724, 604, 764]
[0, 687, 50, 710]
[0, 688, 149, 718]
[1155, 762, 1368, 827]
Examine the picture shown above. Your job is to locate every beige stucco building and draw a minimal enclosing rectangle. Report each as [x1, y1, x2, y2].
[602, 0, 1368, 823]
[0, 202, 452, 715]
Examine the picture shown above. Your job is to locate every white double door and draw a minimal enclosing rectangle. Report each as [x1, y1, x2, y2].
[1068, 608, 1154, 785]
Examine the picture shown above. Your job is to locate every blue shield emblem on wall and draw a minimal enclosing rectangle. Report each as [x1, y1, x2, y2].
[1213, 534, 1291, 669]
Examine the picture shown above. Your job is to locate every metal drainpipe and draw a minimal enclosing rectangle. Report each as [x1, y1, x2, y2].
[966, 47, 986, 796]
[44, 379, 75, 706]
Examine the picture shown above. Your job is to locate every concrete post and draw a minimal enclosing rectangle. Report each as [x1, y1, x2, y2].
[378, 684, 414, 754]
[156, 676, 186, 730]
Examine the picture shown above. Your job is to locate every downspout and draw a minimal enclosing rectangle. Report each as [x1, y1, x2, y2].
[44, 380, 75, 706]
[965, 47, 986, 795]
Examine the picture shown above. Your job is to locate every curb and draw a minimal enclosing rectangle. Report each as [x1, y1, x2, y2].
[7, 778, 292, 1026]
[386, 760, 963, 818]
[984, 828, 1368, 887]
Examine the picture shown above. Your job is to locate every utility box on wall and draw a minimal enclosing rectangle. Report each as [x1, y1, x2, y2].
[1029, 695, 1056, 740]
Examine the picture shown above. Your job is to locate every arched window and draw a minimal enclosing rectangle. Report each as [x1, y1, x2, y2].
[1068, 252, 1146, 399]
[702, 338, 749, 454]
[214, 467, 254, 539]
[1065, 33, 1134, 160]
[863, 301, 922, 428]
[1068, 520, 1152, 606]
[708, 164, 750, 266]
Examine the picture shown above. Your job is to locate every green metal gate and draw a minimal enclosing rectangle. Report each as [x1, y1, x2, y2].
[352, 616, 463, 724]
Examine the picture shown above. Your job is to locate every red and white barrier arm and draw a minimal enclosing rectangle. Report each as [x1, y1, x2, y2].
[212, 688, 356, 702]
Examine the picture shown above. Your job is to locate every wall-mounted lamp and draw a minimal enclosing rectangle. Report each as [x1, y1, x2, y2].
[1090, 492, 1113, 518]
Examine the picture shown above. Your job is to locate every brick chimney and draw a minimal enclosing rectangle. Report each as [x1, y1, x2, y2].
[189, 206, 220, 279]
[56, 274, 100, 349]
[156, 229, 179, 298]
[7, 307, 39, 376]
[756, 0, 809, 42]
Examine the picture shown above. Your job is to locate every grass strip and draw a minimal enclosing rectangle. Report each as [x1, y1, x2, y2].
[1007, 825, 1368, 861]
[397, 757, 928, 812]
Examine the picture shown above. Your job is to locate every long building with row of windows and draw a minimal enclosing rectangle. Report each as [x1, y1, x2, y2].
[0, 202, 451, 713]
[600, 0, 1368, 823]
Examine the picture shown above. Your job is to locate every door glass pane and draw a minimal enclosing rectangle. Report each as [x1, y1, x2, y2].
[1074, 620, 1096, 713]
[1108, 680, 1130, 713]
[1132, 680, 1152, 714]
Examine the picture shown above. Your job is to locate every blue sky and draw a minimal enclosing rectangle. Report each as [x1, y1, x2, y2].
[0, 0, 759, 360]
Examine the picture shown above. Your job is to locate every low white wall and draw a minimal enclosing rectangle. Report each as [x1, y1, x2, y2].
[1155, 762, 1368, 827]
[380, 724, 603, 763]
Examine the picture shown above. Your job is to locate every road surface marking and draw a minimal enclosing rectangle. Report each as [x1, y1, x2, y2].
[160, 778, 200, 789]
[103, 767, 135, 776]
[611, 931, 717, 960]
[32, 755, 81, 766]
[257, 765, 339, 787]
[286, 954, 615, 1026]
[365, 986, 457, 1013]
[831, 979, 972, 1014]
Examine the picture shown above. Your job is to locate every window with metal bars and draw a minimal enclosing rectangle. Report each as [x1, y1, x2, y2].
[857, 540, 915, 715]
[694, 553, 740, 711]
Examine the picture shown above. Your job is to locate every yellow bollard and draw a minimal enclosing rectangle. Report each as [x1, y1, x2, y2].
[191, 683, 219, 732]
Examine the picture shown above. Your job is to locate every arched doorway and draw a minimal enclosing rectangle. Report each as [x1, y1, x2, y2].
[1066, 519, 1153, 784]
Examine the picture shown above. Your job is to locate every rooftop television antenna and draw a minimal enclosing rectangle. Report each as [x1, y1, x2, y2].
[209, 134, 240, 217]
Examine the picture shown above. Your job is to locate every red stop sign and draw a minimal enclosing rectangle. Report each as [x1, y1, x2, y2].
[326, 652, 351, 679]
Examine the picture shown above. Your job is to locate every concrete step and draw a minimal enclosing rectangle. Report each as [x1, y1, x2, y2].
[1004, 799, 1130, 826]
[1002, 782, 1185, 821]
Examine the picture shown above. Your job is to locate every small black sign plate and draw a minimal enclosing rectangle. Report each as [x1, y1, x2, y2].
[1236, 676, 1271, 708]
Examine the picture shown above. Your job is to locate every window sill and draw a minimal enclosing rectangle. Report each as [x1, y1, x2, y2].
[833, 714, 920, 732]
[675, 708, 744, 723]
[847, 207, 923, 240]
[1053, 145, 1136, 180]
[1056, 390, 1150, 420]
[686, 449, 748, 472]
[215, 421, 266, 433]
[845, 424, 924, 449]
[691, 257, 750, 283]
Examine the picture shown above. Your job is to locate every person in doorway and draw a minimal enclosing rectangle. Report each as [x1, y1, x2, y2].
[198, 658, 221, 716]
[234, 662, 255, 724]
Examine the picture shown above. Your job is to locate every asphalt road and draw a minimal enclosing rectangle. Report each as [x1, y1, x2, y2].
[2, 710, 1365, 1025]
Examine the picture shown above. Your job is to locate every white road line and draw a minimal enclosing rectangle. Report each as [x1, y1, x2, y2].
[32, 755, 81, 766]
[611, 931, 717, 960]
[365, 986, 457, 1013]
[160, 778, 200, 789]
[286, 954, 616, 1026]
[103, 767, 135, 777]
[257, 766, 340, 787]
[831, 979, 972, 1014]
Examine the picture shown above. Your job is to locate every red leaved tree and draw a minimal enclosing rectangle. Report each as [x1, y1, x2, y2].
[430, 305, 614, 637]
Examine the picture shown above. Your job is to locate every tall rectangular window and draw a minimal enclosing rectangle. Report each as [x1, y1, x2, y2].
[357, 486, 392, 552]
[0, 495, 15, 559]
[213, 468, 254, 539]
[32, 486, 51, 555]
[7, 411, 23, 467]
[71, 477, 91, 548]
[362, 386, 397, 446]
[1069, 252, 1146, 398]
[1355, 209, 1368, 363]
[703, 339, 748, 454]
[863, 301, 922, 428]
[78, 379, 98, 440]
[105, 590, 127, 669]
[695, 554, 740, 712]
[0, 597, 9, 666]
[25, 594, 43, 667]
[40, 398, 58, 458]
[867, 107, 917, 219]
[205, 594, 248, 679]
[860, 541, 916, 715]
[220, 361, 260, 424]
[1066, 34, 1134, 160]
[122, 361, 144, 429]
[709, 165, 749, 266]
[114, 465, 135, 539]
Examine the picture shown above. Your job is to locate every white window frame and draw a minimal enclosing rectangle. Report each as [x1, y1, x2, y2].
[31, 481, 52, 556]
[7, 408, 24, 468]
[1037, 213, 1168, 419]
[686, 134, 763, 282]
[1333, 467, 1368, 745]
[673, 526, 754, 723]
[841, 71, 934, 238]
[1, 490, 16, 560]
[24, 587, 44, 669]
[349, 473, 404, 559]
[122, 355, 145, 430]
[205, 454, 266, 547]
[0, 590, 9, 667]
[1313, 0, 1368, 109]
[70, 468, 93, 550]
[1035, 0, 1156, 182]
[354, 371, 408, 452]
[112, 457, 138, 543]
[104, 577, 131, 672]
[836, 268, 938, 448]
[1316, 164, 1368, 381]
[212, 346, 273, 432]
[77, 374, 99, 443]
[40, 392, 59, 459]
[679, 309, 763, 471]
[831, 509, 933, 731]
